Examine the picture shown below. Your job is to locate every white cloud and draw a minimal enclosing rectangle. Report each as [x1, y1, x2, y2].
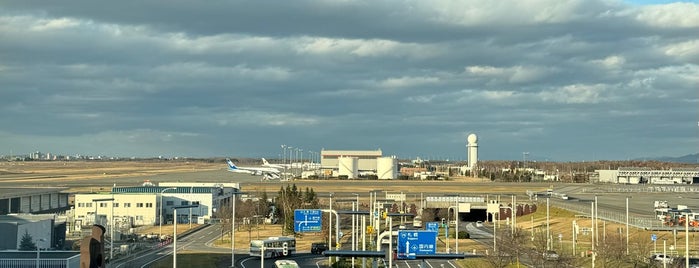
[663, 39, 699, 58]
[377, 76, 440, 89]
[538, 84, 607, 104]
[465, 65, 552, 84]
[591, 55, 626, 68]
[635, 2, 699, 28]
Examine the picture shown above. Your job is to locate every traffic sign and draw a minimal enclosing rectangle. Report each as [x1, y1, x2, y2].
[651, 234, 657, 241]
[426, 222, 439, 232]
[397, 230, 437, 259]
[294, 209, 322, 232]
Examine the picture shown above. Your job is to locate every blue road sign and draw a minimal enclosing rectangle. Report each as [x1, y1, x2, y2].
[294, 209, 322, 233]
[397, 230, 437, 259]
[651, 234, 657, 241]
[426, 222, 439, 232]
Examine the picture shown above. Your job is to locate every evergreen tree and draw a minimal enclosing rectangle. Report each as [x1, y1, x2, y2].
[19, 230, 37, 250]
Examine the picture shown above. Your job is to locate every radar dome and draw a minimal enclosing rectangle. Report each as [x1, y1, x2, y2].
[467, 133, 478, 144]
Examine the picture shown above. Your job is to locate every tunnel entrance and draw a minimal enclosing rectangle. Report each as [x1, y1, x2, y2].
[458, 208, 488, 222]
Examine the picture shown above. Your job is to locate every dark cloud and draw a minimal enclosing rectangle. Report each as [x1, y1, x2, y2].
[0, 0, 697, 160]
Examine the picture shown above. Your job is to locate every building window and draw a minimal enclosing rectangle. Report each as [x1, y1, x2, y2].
[146, 203, 153, 208]
[113, 203, 119, 207]
[192, 201, 200, 205]
[78, 203, 84, 208]
[124, 203, 131, 208]
[86, 203, 92, 207]
[136, 216, 143, 220]
[137, 203, 144, 208]
[166, 201, 174, 206]
[100, 203, 107, 208]
[181, 201, 189, 205]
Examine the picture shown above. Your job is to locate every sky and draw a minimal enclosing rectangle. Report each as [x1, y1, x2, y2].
[0, 0, 697, 161]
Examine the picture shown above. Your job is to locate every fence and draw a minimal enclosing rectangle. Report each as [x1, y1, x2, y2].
[0, 254, 79, 268]
[547, 199, 669, 230]
[583, 185, 699, 193]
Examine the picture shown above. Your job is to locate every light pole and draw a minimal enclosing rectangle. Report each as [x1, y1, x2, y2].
[546, 197, 550, 250]
[626, 196, 630, 255]
[447, 204, 459, 254]
[92, 198, 115, 226]
[328, 193, 334, 265]
[230, 190, 240, 268]
[35, 238, 46, 268]
[189, 186, 194, 230]
[173, 205, 198, 268]
[159, 187, 177, 239]
[93, 197, 114, 262]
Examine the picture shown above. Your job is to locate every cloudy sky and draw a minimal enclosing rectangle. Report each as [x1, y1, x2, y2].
[1, 0, 697, 161]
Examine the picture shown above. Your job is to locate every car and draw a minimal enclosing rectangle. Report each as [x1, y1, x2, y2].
[543, 250, 559, 261]
[650, 254, 673, 264]
[311, 242, 328, 254]
[475, 221, 484, 227]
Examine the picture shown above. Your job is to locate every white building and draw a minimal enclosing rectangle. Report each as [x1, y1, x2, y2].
[321, 149, 383, 171]
[595, 168, 699, 184]
[73, 183, 238, 228]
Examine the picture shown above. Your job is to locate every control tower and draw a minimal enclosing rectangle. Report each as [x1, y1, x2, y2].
[467, 133, 478, 171]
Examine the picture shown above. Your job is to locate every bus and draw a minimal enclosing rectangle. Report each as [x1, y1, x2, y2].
[249, 236, 296, 258]
[274, 260, 300, 268]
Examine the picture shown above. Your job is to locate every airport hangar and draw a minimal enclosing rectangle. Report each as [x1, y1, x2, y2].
[0, 188, 70, 250]
[319, 149, 398, 179]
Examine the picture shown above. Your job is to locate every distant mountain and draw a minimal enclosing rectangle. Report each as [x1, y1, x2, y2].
[634, 153, 699, 163]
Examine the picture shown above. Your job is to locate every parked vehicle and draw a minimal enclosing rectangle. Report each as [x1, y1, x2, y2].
[311, 242, 328, 254]
[650, 254, 673, 264]
[543, 250, 559, 261]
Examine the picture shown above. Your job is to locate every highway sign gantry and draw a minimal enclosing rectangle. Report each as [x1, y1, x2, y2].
[294, 209, 322, 232]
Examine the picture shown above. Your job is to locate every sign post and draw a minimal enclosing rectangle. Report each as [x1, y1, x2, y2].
[397, 230, 437, 259]
[294, 209, 322, 233]
[426, 222, 439, 233]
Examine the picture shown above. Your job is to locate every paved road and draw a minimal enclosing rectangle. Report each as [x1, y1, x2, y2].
[111, 223, 247, 268]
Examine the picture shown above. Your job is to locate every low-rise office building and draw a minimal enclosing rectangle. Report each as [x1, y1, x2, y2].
[73, 183, 238, 229]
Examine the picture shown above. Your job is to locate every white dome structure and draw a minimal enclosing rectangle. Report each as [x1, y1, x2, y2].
[467, 133, 478, 144]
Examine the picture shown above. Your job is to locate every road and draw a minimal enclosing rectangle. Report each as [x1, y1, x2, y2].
[111, 223, 247, 268]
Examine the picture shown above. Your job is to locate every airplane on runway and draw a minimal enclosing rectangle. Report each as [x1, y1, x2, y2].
[262, 158, 291, 169]
[226, 159, 281, 180]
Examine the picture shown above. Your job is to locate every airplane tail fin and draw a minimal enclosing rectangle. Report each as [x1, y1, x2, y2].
[226, 158, 238, 170]
[262, 158, 270, 165]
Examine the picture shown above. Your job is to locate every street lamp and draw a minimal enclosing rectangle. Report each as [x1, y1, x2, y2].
[626, 196, 630, 255]
[35, 238, 46, 268]
[92, 197, 114, 262]
[173, 205, 198, 268]
[230, 189, 243, 268]
[92, 198, 115, 226]
[159, 187, 177, 239]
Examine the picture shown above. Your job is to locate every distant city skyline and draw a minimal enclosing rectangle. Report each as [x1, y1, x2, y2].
[1, 1, 697, 161]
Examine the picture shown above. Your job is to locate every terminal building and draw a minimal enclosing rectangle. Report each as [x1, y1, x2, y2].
[595, 168, 699, 184]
